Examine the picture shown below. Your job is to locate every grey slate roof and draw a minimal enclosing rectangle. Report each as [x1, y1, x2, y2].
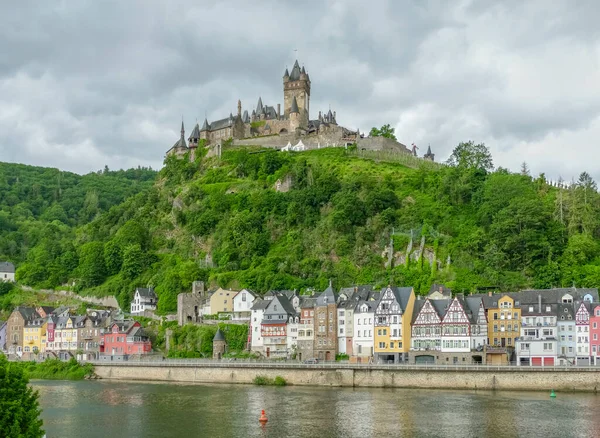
[214, 328, 225, 341]
[136, 288, 157, 299]
[388, 287, 414, 312]
[0, 262, 15, 273]
[426, 145, 432, 155]
[465, 297, 484, 323]
[256, 97, 263, 114]
[283, 68, 289, 77]
[411, 299, 426, 323]
[277, 295, 297, 316]
[200, 118, 209, 132]
[15, 306, 39, 321]
[316, 283, 337, 306]
[251, 299, 270, 311]
[188, 123, 200, 141]
[289, 60, 302, 81]
[299, 296, 317, 309]
[430, 299, 450, 318]
[290, 96, 299, 114]
[557, 303, 574, 319]
[242, 110, 250, 123]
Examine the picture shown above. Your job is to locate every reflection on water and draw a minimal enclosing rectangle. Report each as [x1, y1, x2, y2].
[31, 380, 600, 438]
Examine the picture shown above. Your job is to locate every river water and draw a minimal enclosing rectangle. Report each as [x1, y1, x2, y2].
[31, 380, 599, 438]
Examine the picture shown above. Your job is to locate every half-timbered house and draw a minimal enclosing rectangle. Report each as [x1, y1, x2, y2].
[373, 286, 415, 364]
[441, 297, 471, 353]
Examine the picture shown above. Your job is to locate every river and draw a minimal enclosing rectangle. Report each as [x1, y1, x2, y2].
[31, 380, 599, 438]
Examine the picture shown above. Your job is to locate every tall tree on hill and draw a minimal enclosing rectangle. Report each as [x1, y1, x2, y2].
[369, 124, 397, 140]
[446, 141, 494, 172]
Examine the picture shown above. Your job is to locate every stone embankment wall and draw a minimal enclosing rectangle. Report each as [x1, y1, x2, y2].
[93, 363, 600, 392]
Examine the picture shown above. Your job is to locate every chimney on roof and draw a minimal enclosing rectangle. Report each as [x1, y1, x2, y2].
[277, 104, 281, 120]
[318, 111, 322, 121]
[538, 294, 542, 313]
[333, 111, 336, 120]
[488, 291, 492, 297]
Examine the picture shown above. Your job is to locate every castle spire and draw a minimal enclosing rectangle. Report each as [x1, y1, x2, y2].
[284, 67, 289, 78]
[180, 120, 185, 141]
[200, 118, 209, 132]
[256, 97, 263, 114]
[290, 96, 299, 114]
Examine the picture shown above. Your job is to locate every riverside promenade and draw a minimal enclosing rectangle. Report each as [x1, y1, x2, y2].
[91, 360, 600, 392]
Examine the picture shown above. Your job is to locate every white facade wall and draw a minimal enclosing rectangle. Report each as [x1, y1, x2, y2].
[441, 335, 470, 352]
[353, 309, 374, 358]
[250, 308, 265, 352]
[1, 272, 15, 282]
[287, 318, 298, 354]
[232, 290, 256, 321]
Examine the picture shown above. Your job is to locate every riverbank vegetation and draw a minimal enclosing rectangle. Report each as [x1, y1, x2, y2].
[5, 140, 600, 314]
[0, 355, 45, 437]
[11, 359, 94, 381]
[160, 323, 249, 358]
[253, 375, 287, 386]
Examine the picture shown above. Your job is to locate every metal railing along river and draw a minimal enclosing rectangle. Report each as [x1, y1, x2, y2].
[89, 359, 600, 372]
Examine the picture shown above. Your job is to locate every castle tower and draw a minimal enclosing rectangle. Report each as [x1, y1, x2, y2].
[283, 60, 310, 128]
[188, 122, 200, 161]
[289, 96, 300, 132]
[424, 144, 435, 162]
[213, 328, 227, 359]
[199, 118, 209, 142]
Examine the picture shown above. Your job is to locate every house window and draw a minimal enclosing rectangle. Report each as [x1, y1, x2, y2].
[390, 342, 395, 349]
[543, 343, 552, 351]
[378, 342, 385, 349]
[242, 294, 246, 302]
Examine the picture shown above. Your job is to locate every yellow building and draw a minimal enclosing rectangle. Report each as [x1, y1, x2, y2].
[374, 286, 416, 363]
[209, 287, 237, 314]
[23, 317, 47, 356]
[487, 294, 521, 348]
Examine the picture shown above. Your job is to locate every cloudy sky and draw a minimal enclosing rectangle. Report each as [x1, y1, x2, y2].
[1, 0, 599, 182]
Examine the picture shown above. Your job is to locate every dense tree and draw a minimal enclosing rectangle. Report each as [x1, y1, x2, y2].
[446, 141, 494, 172]
[369, 124, 397, 140]
[0, 355, 44, 437]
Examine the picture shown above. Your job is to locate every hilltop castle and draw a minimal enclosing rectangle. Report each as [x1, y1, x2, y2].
[167, 60, 432, 161]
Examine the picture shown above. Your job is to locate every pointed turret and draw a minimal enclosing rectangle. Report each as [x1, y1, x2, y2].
[290, 96, 299, 114]
[200, 118, 209, 132]
[242, 110, 249, 123]
[256, 97, 264, 114]
[424, 144, 435, 162]
[301, 66, 306, 74]
[283, 68, 289, 78]
[188, 123, 200, 142]
[180, 121, 185, 138]
[289, 60, 301, 81]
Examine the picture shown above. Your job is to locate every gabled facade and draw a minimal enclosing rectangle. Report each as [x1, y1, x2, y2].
[487, 294, 521, 349]
[314, 283, 338, 361]
[232, 289, 256, 321]
[261, 294, 297, 358]
[374, 286, 415, 363]
[556, 303, 576, 365]
[7, 306, 39, 355]
[575, 301, 591, 365]
[297, 297, 316, 361]
[23, 317, 47, 358]
[441, 297, 471, 353]
[100, 320, 151, 359]
[353, 300, 375, 363]
[130, 287, 158, 315]
[466, 297, 487, 350]
[410, 298, 444, 352]
[516, 299, 558, 366]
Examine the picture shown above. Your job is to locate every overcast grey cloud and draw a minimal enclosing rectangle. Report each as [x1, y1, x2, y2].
[1, 0, 599, 182]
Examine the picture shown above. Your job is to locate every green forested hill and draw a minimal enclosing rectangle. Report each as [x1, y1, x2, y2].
[5, 143, 600, 314]
[0, 162, 156, 290]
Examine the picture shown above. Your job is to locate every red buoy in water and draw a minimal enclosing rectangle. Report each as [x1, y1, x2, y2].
[259, 409, 268, 424]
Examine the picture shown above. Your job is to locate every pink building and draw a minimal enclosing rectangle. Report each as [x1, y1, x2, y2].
[100, 320, 151, 357]
[590, 305, 600, 365]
